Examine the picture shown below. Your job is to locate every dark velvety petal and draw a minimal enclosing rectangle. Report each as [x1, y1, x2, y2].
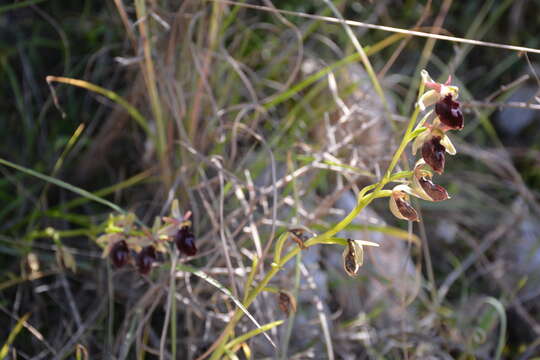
[136, 245, 156, 275]
[395, 198, 419, 222]
[110, 240, 130, 268]
[419, 177, 449, 201]
[435, 95, 464, 130]
[175, 226, 197, 256]
[422, 136, 446, 174]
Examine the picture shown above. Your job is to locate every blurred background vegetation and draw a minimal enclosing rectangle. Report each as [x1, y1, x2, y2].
[1, 0, 540, 359]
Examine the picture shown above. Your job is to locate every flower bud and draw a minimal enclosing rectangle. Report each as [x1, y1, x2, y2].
[422, 136, 446, 174]
[136, 245, 156, 275]
[435, 95, 464, 130]
[289, 228, 309, 249]
[277, 290, 297, 317]
[342, 239, 363, 277]
[110, 240, 130, 268]
[175, 226, 197, 256]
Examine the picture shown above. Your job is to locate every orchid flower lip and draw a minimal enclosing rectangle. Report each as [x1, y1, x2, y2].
[435, 95, 464, 130]
[411, 159, 450, 202]
[390, 185, 420, 222]
[175, 226, 197, 256]
[421, 136, 446, 174]
[111, 240, 130, 268]
[342, 239, 363, 276]
[136, 245, 157, 275]
[419, 177, 449, 202]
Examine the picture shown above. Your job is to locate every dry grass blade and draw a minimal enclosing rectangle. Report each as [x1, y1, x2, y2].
[300, 264, 334, 360]
[206, 0, 540, 54]
[177, 264, 278, 349]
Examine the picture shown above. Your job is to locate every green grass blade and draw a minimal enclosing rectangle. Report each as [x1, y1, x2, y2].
[0, 0, 45, 14]
[481, 297, 507, 360]
[5, 170, 152, 233]
[225, 320, 284, 350]
[263, 33, 404, 110]
[0, 313, 30, 358]
[46, 76, 151, 136]
[0, 157, 126, 215]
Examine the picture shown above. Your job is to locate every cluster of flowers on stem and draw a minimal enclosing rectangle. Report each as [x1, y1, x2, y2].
[98, 201, 197, 275]
[389, 70, 464, 221]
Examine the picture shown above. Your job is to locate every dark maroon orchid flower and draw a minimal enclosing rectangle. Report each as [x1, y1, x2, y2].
[175, 226, 197, 256]
[110, 240, 130, 268]
[422, 136, 446, 174]
[435, 95, 464, 130]
[418, 177, 449, 201]
[136, 245, 157, 275]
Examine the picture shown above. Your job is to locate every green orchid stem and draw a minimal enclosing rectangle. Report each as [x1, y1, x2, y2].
[211, 190, 402, 358]
[210, 189, 384, 359]
[210, 81, 426, 360]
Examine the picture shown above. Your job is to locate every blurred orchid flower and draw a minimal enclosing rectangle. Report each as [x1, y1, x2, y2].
[136, 245, 157, 275]
[110, 239, 130, 268]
